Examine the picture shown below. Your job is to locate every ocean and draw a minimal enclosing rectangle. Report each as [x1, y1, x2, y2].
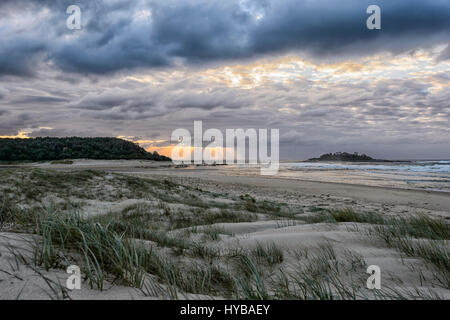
[280, 160, 450, 192]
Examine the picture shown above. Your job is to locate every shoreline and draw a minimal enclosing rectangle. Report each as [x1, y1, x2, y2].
[135, 169, 450, 215]
[1, 161, 449, 213]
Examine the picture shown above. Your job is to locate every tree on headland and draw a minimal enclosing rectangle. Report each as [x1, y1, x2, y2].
[308, 152, 374, 162]
[0, 137, 171, 162]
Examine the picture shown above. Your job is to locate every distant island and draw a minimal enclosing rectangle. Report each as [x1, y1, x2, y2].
[308, 152, 384, 162]
[0, 137, 171, 162]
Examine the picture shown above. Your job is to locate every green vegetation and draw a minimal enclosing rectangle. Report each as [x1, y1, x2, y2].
[297, 208, 384, 224]
[273, 243, 367, 300]
[0, 137, 170, 161]
[308, 152, 376, 162]
[1, 168, 448, 300]
[368, 215, 450, 288]
[374, 214, 450, 241]
[251, 242, 284, 266]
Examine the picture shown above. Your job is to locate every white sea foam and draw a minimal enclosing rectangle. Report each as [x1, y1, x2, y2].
[283, 161, 450, 174]
[277, 160, 450, 192]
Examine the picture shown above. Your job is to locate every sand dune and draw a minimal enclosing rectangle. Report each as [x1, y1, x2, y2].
[0, 161, 448, 300]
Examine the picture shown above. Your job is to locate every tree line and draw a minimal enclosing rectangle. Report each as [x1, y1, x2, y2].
[308, 152, 374, 161]
[0, 137, 171, 162]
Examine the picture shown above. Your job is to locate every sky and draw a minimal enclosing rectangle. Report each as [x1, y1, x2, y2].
[0, 0, 449, 160]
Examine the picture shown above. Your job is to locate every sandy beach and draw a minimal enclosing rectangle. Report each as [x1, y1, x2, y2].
[0, 160, 449, 300]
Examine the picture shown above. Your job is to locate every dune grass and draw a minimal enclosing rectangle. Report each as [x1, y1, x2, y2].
[328, 208, 385, 224]
[31, 209, 151, 289]
[295, 208, 449, 291]
[7, 205, 447, 300]
[20, 207, 372, 300]
[359, 213, 449, 289]
[2, 169, 449, 299]
[297, 208, 385, 225]
[273, 244, 366, 300]
[374, 214, 450, 241]
[251, 242, 284, 266]
[232, 254, 270, 300]
[24, 208, 238, 296]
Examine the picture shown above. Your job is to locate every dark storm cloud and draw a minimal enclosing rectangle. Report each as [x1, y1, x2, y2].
[68, 85, 250, 116]
[11, 95, 69, 104]
[0, 39, 47, 77]
[0, 0, 449, 76]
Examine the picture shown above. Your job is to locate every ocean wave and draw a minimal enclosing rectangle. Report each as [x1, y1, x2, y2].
[282, 161, 450, 174]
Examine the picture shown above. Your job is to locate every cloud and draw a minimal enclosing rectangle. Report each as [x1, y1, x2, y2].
[10, 52, 446, 158]
[436, 44, 450, 62]
[0, 0, 449, 76]
[0, 1, 449, 159]
[0, 39, 47, 77]
[11, 95, 69, 104]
